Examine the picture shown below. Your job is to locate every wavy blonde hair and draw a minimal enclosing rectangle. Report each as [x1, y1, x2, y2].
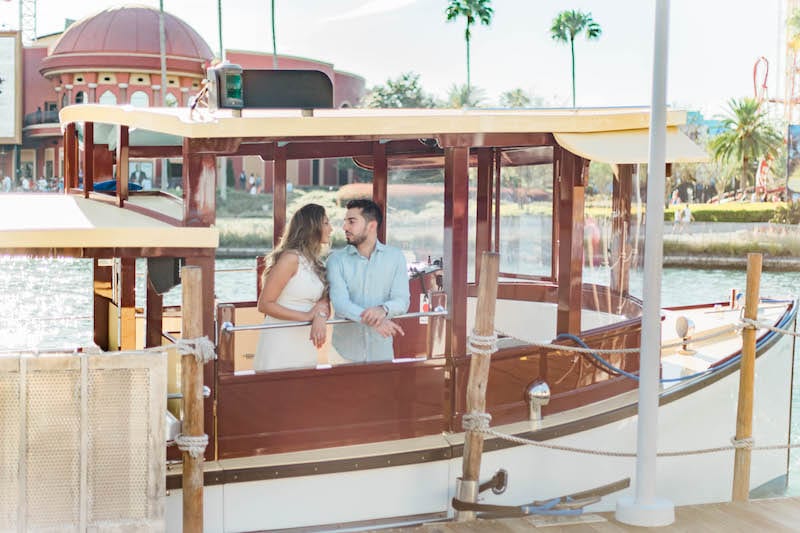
[262, 203, 328, 292]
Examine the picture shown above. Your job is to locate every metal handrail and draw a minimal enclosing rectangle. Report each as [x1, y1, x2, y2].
[221, 310, 448, 334]
[162, 332, 179, 344]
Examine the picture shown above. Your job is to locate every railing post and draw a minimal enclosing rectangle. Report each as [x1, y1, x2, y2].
[181, 266, 204, 532]
[732, 253, 762, 501]
[217, 304, 235, 374]
[455, 252, 499, 521]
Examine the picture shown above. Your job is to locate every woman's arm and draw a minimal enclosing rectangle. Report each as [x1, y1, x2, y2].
[257, 252, 317, 322]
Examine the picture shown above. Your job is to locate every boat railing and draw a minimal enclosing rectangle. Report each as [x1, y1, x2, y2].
[220, 310, 449, 334]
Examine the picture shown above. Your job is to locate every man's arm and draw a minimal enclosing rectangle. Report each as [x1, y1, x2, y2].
[326, 252, 365, 322]
[383, 249, 410, 317]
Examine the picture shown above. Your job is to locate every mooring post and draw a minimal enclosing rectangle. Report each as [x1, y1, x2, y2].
[455, 252, 499, 522]
[181, 266, 204, 532]
[732, 252, 762, 502]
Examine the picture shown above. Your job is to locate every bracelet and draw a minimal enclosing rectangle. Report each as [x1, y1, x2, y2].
[317, 311, 328, 319]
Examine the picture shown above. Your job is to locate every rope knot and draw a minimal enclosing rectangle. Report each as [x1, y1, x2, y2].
[469, 330, 498, 356]
[175, 433, 209, 458]
[731, 436, 754, 449]
[462, 411, 492, 432]
[738, 318, 759, 331]
[176, 337, 217, 364]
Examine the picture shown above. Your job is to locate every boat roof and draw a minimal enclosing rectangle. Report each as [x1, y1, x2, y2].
[0, 194, 218, 256]
[60, 105, 707, 164]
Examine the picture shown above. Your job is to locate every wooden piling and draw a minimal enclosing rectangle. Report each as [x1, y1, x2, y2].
[732, 253, 762, 502]
[457, 252, 500, 521]
[181, 266, 204, 532]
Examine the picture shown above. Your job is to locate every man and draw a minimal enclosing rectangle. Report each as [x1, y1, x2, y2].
[327, 199, 409, 362]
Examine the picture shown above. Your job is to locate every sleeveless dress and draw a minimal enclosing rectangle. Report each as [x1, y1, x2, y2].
[254, 254, 325, 371]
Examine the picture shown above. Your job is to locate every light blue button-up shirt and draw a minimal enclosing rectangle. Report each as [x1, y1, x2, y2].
[327, 242, 410, 362]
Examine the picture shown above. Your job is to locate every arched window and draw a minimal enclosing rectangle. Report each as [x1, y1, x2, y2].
[165, 92, 178, 107]
[98, 90, 117, 105]
[130, 91, 149, 108]
[75, 91, 87, 104]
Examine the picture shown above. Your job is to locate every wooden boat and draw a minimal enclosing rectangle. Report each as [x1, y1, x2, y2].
[1, 99, 796, 532]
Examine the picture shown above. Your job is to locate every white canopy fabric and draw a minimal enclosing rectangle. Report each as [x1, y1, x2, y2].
[554, 127, 708, 164]
[0, 194, 217, 251]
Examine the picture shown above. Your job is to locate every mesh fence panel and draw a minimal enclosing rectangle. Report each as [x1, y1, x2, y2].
[0, 372, 20, 531]
[26, 369, 81, 529]
[87, 368, 152, 524]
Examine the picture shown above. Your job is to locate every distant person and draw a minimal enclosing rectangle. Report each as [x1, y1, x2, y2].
[2, 175, 11, 192]
[239, 170, 246, 190]
[255, 203, 333, 371]
[678, 204, 693, 233]
[130, 163, 147, 184]
[327, 199, 409, 362]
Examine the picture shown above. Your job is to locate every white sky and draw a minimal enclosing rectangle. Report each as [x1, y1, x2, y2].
[0, 0, 787, 114]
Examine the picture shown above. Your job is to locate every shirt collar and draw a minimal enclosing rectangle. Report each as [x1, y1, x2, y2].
[344, 241, 386, 256]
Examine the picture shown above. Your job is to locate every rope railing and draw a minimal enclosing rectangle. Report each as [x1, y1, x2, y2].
[220, 310, 449, 334]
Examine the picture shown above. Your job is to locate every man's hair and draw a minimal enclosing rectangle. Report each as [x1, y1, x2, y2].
[346, 199, 383, 229]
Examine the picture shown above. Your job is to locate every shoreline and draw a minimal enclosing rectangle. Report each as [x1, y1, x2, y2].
[217, 248, 800, 271]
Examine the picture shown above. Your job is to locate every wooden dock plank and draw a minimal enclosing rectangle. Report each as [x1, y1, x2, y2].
[384, 498, 800, 532]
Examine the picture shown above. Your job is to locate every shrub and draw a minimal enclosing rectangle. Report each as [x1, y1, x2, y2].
[770, 202, 800, 224]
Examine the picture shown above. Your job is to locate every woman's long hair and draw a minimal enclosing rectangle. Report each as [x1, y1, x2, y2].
[262, 203, 328, 292]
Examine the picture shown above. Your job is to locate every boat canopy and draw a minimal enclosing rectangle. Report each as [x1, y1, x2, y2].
[0, 194, 218, 255]
[60, 105, 707, 165]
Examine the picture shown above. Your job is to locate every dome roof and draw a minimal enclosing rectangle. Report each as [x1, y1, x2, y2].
[40, 6, 213, 76]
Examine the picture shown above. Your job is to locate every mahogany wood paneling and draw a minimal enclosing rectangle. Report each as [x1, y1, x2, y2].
[129, 146, 183, 159]
[272, 144, 287, 245]
[556, 149, 585, 334]
[93, 259, 112, 350]
[64, 122, 76, 191]
[611, 164, 633, 296]
[216, 360, 447, 458]
[450, 318, 642, 428]
[119, 257, 136, 350]
[217, 304, 235, 375]
[372, 141, 388, 244]
[83, 122, 94, 197]
[437, 133, 554, 148]
[93, 144, 114, 184]
[443, 147, 469, 358]
[145, 277, 163, 348]
[182, 138, 217, 227]
[116, 125, 129, 206]
[475, 148, 492, 282]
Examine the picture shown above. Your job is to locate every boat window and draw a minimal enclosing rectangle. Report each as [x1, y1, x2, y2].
[386, 166, 444, 271]
[497, 160, 554, 280]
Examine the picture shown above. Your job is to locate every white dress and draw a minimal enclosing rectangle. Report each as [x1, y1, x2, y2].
[254, 254, 325, 371]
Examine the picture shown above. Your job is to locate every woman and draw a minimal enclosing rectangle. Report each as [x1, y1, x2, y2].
[255, 203, 333, 371]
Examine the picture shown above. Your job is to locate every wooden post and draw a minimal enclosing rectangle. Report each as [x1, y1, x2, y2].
[456, 252, 500, 521]
[181, 266, 204, 532]
[732, 253, 762, 502]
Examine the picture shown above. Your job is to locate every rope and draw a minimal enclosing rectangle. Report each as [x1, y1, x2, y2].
[476, 425, 800, 458]
[176, 337, 217, 364]
[174, 433, 209, 459]
[469, 331, 498, 356]
[741, 318, 800, 337]
[462, 412, 492, 432]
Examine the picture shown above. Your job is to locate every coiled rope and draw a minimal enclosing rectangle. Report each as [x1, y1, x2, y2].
[174, 433, 209, 458]
[175, 336, 217, 364]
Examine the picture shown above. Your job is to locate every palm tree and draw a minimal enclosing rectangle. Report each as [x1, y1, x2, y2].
[549, 10, 601, 108]
[709, 98, 781, 197]
[499, 88, 531, 108]
[447, 83, 485, 108]
[445, 0, 493, 99]
[271, 0, 278, 68]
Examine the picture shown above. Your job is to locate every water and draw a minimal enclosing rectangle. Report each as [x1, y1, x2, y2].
[0, 256, 798, 493]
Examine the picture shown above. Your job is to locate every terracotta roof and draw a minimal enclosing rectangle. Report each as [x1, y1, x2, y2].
[41, 6, 213, 75]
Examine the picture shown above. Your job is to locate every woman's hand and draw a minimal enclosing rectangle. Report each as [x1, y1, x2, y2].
[309, 313, 327, 348]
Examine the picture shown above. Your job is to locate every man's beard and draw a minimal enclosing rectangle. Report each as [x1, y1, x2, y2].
[346, 232, 366, 246]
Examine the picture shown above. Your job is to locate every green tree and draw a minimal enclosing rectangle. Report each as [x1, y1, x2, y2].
[549, 10, 602, 108]
[499, 88, 531, 108]
[445, 0, 493, 101]
[709, 98, 781, 197]
[362, 72, 437, 108]
[447, 83, 485, 108]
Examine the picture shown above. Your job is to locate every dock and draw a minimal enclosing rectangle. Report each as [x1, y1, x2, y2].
[387, 497, 800, 532]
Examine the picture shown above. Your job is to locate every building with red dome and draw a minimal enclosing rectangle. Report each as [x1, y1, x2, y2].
[0, 5, 365, 190]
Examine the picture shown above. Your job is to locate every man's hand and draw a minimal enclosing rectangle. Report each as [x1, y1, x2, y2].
[374, 319, 404, 338]
[360, 305, 387, 327]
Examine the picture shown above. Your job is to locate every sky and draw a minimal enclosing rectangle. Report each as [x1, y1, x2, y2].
[0, 0, 788, 115]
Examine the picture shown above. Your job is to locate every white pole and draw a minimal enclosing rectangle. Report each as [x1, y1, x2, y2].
[615, 0, 675, 526]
